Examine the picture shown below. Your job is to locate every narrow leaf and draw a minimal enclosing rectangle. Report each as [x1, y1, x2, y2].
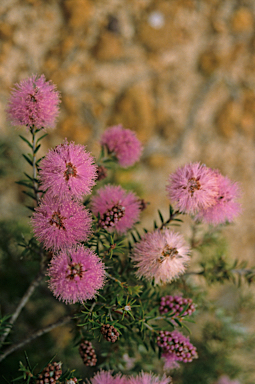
[19, 135, 32, 148]
[22, 154, 33, 166]
[158, 209, 164, 223]
[36, 133, 48, 143]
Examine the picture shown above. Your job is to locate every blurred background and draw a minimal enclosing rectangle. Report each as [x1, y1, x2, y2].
[0, 0, 255, 382]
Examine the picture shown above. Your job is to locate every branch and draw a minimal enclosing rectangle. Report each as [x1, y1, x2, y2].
[0, 315, 72, 363]
[0, 272, 44, 347]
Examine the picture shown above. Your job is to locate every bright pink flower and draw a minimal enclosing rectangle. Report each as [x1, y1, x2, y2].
[157, 330, 198, 368]
[128, 372, 172, 384]
[91, 371, 127, 384]
[215, 376, 241, 384]
[91, 185, 141, 234]
[47, 245, 105, 304]
[6, 74, 60, 130]
[31, 194, 91, 251]
[101, 125, 143, 168]
[39, 139, 97, 200]
[159, 295, 195, 318]
[196, 173, 241, 225]
[131, 229, 190, 285]
[166, 163, 219, 214]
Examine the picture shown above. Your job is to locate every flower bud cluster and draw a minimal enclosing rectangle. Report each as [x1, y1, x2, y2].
[36, 362, 62, 384]
[101, 324, 120, 343]
[79, 340, 97, 366]
[159, 295, 195, 318]
[157, 330, 198, 364]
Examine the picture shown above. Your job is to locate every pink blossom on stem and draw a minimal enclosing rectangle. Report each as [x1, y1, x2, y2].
[131, 229, 190, 285]
[31, 194, 91, 251]
[91, 371, 127, 384]
[47, 245, 105, 304]
[6, 74, 60, 130]
[196, 172, 241, 225]
[128, 372, 172, 384]
[215, 376, 241, 384]
[166, 162, 219, 214]
[91, 185, 141, 234]
[101, 124, 143, 167]
[39, 139, 97, 200]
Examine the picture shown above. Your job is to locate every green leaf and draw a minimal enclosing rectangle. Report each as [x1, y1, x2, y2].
[15, 180, 34, 189]
[22, 190, 36, 200]
[22, 154, 33, 166]
[36, 133, 48, 143]
[19, 135, 33, 148]
[34, 144, 41, 154]
[158, 209, 164, 223]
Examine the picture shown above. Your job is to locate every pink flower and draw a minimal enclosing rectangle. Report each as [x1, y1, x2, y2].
[31, 194, 91, 251]
[159, 295, 195, 318]
[166, 163, 219, 214]
[196, 173, 241, 225]
[91, 185, 141, 234]
[6, 74, 60, 130]
[157, 330, 198, 368]
[91, 371, 127, 384]
[215, 376, 241, 384]
[128, 372, 172, 384]
[47, 245, 105, 304]
[131, 229, 190, 285]
[101, 125, 143, 168]
[39, 139, 97, 200]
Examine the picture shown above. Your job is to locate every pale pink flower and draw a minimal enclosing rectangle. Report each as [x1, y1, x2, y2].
[157, 330, 198, 368]
[47, 245, 105, 304]
[39, 139, 97, 200]
[196, 173, 241, 225]
[91, 185, 141, 234]
[215, 376, 241, 384]
[166, 163, 219, 214]
[101, 125, 143, 168]
[131, 229, 190, 285]
[6, 74, 60, 130]
[31, 194, 91, 251]
[91, 371, 127, 384]
[128, 372, 172, 384]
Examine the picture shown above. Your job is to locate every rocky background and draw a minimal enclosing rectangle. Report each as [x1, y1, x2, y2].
[0, 0, 255, 380]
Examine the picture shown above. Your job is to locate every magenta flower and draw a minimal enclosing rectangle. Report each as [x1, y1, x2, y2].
[166, 162, 219, 214]
[31, 194, 91, 251]
[101, 125, 143, 168]
[91, 371, 127, 384]
[131, 229, 190, 285]
[157, 330, 198, 369]
[128, 372, 172, 384]
[196, 173, 241, 225]
[39, 139, 97, 200]
[47, 245, 105, 304]
[6, 74, 60, 130]
[215, 376, 241, 384]
[91, 185, 141, 234]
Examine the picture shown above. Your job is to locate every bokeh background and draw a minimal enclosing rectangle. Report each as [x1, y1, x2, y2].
[0, 0, 255, 382]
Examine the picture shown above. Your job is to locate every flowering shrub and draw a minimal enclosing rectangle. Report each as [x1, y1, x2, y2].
[0, 75, 253, 384]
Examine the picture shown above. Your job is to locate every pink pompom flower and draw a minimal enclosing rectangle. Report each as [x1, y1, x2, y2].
[215, 376, 241, 384]
[6, 74, 60, 130]
[166, 162, 219, 214]
[31, 194, 92, 251]
[196, 173, 241, 225]
[47, 245, 105, 304]
[100, 125, 143, 168]
[128, 372, 172, 384]
[91, 371, 127, 384]
[91, 185, 141, 234]
[39, 139, 97, 200]
[131, 229, 190, 285]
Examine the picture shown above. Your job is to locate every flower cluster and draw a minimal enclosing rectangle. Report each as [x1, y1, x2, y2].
[90, 371, 172, 384]
[131, 229, 190, 285]
[6, 74, 60, 130]
[157, 330, 198, 370]
[101, 124, 143, 168]
[159, 295, 195, 318]
[166, 162, 241, 224]
[214, 376, 241, 384]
